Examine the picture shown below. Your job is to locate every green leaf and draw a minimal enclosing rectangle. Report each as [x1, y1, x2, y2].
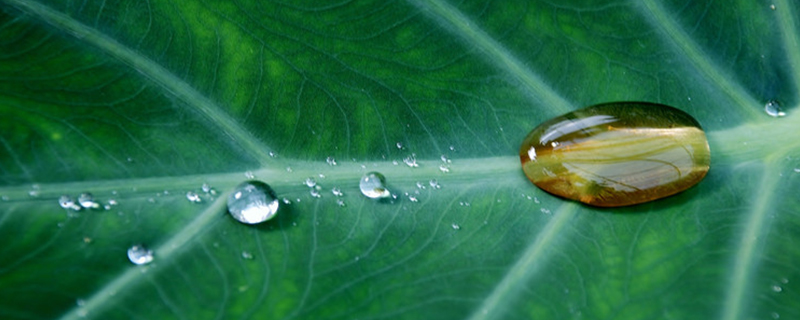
[1, 0, 799, 319]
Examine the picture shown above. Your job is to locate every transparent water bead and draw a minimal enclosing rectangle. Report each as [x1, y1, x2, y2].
[304, 177, 317, 188]
[127, 245, 154, 265]
[360, 172, 391, 199]
[227, 181, 280, 224]
[520, 102, 710, 207]
[59, 195, 82, 211]
[77, 193, 100, 209]
[186, 191, 202, 203]
[765, 100, 786, 117]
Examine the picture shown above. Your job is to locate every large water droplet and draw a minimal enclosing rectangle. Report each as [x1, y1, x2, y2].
[520, 102, 710, 207]
[360, 172, 391, 199]
[127, 245, 154, 265]
[765, 100, 786, 117]
[227, 181, 280, 224]
[78, 193, 100, 209]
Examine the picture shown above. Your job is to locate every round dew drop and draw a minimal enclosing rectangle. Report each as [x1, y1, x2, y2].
[360, 172, 391, 199]
[127, 245, 154, 265]
[227, 181, 280, 224]
[519, 102, 711, 207]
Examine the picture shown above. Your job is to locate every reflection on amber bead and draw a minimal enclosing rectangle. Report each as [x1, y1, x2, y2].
[519, 102, 710, 207]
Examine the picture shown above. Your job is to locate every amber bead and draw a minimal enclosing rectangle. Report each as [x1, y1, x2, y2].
[519, 102, 710, 207]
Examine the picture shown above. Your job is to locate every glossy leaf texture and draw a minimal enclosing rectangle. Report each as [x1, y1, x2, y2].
[1, 0, 799, 319]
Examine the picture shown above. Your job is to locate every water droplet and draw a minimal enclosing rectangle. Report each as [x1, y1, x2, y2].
[127, 245, 154, 265]
[408, 195, 418, 202]
[765, 100, 786, 117]
[304, 177, 317, 188]
[269, 151, 276, 157]
[201, 183, 212, 193]
[78, 193, 100, 209]
[772, 285, 783, 292]
[227, 181, 280, 224]
[336, 199, 346, 207]
[360, 172, 390, 199]
[541, 208, 552, 214]
[403, 154, 419, 167]
[286, 167, 293, 172]
[245, 171, 256, 179]
[780, 278, 788, 284]
[282, 198, 292, 204]
[326, 156, 338, 166]
[429, 179, 441, 189]
[241, 251, 254, 260]
[331, 188, 344, 197]
[449, 145, 455, 151]
[58, 195, 82, 211]
[440, 155, 452, 164]
[439, 164, 451, 173]
[451, 223, 461, 230]
[415, 181, 426, 189]
[28, 190, 39, 197]
[186, 191, 202, 203]
[396, 142, 403, 149]
[793, 168, 800, 173]
[520, 102, 710, 207]
[310, 189, 321, 198]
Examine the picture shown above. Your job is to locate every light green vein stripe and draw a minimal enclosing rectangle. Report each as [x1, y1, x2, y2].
[59, 194, 228, 320]
[3, 0, 272, 165]
[409, 0, 573, 114]
[721, 166, 777, 320]
[774, 0, 800, 100]
[468, 204, 578, 320]
[638, 0, 762, 119]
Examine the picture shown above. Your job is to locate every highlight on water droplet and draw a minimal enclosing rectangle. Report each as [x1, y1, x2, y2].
[403, 154, 419, 167]
[765, 100, 786, 117]
[451, 223, 461, 230]
[519, 101, 710, 207]
[127, 244, 154, 265]
[78, 193, 100, 209]
[429, 179, 441, 189]
[227, 181, 280, 224]
[359, 172, 391, 199]
[331, 187, 344, 197]
[310, 189, 321, 198]
[326, 156, 338, 166]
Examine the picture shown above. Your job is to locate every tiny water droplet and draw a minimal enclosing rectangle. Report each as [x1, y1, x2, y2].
[304, 177, 317, 188]
[286, 167, 293, 172]
[772, 285, 783, 292]
[541, 208, 552, 214]
[1, 195, 8, 201]
[403, 154, 419, 167]
[245, 171, 256, 179]
[439, 164, 450, 173]
[326, 156, 338, 166]
[780, 278, 788, 284]
[310, 189, 321, 198]
[415, 181, 426, 189]
[360, 172, 391, 199]
[241, 251, 254, 260]
[78, 193, 100, 209]
[396, 142, 403, 149]
[282, 198, 292, 204]
[331, 187, 343, 197]
[451, 223, 461, 230]
[269, 151, 276, 157]
[107, 199, 118, 206]
[83, 236, 92, 244]
[28, 190, 39, 197]
[186, 191, 202, 203]
[336, 199, 346, 207]
[201, 183, 212, 193]
[793, 168, 800, 173]
[227, 181, 280, 224]
[449, 145, 455, 151]
[127, 245, 154, 265]
[765, 100, 786, 117]
[408, 195, 418, 202]
[440, 155, 452, 164]
[59, 195, 82, 211]
[429, 179, 441, 189]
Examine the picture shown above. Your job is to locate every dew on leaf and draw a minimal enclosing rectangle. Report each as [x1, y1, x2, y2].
[127, 245, 154, 265]
[227, 181, 280, 224]
[765, 100, 786, 117]
[403, 154, 419, 167]
[360, 172, 390, 199]
[326, 156, 337, 166]
[331, 188, 343, 197]
[186, 191, 202, 203]
[304, 177, 317, 188]
[59, 195, 82, 211]
[520, 102, 710, 207]
[78, 193, 100, 209]
[451, 223, 461, 230]
[429, 179, 441, 189]
[241, 251, 254, 260]
[310, 189, 321, 198]
[245, 171, 255, 179]
[336, 199, 346, 207]
[439, 164, 450, 173]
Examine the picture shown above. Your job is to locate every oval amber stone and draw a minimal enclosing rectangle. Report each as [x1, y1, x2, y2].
[519, 102, 710, 207]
